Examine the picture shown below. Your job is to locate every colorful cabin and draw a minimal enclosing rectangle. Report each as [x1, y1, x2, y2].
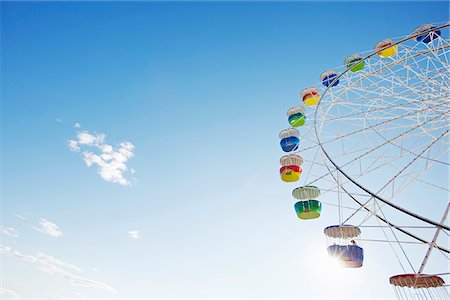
[279, 128, 300, 152]
[280, 165, 302, 182]
[287, 106, 306, 127]
[412, 24, 441, 43]
[320, 70, 339, 87]
[301, 87, 320, 106]
[324, 224, 363, 268]
[292, 185, 321, 200]
[374, 39, 398, 58]
[344, 54, 365, 72]
[327, 244, 364, 268]
[294, 199, 321, 220]
[280, 154, 303, 182]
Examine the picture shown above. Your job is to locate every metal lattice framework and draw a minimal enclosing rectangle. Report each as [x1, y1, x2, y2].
[287, 22, 450, 299]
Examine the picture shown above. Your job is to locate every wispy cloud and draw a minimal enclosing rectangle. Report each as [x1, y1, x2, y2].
[1, 245, 116, 294]
[33, 218, 63, 238]
[128, 230, 139, 240]
[0, 226, 18, 238]
[68, 130, 135, 186]
[15, 213, 28, 221]
[0, 287, 20, 299]
[74, 122, 81, 128]
[37, 252, 81, 272]
[0, 245, 36, 263]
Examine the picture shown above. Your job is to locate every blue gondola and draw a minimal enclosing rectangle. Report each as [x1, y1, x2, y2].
[327, 244, 364, 268]
[280, 136, 299, 152]
[320, 70, 340, 87]
[413, 24, 441, 44]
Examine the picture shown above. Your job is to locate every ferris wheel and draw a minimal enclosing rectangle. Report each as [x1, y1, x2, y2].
[278, 23, 450, 299]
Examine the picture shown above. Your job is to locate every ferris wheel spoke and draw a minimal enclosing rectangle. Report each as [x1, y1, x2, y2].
[360, 238, 430, 245]
[359, 225, 438, 229]
[417, 204, 450, 275]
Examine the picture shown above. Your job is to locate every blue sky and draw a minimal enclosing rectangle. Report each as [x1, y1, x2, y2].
[1, 1, 449, 299]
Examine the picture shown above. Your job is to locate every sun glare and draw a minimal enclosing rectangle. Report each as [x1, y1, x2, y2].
[309, 245, 357, 282]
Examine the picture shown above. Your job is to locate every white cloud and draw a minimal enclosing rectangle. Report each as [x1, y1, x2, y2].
[78, 132, 105, 146]
[15, 213, 27, 221]
[37, 252, 81, 272]
[68, 277, 117, 293]
[56, 118, 62, 123]
[0, 287, 20, 298]
[68, 130, 135, 186]
[74, 122, 81, 128]
[0, 226, 18, 238]
[0, 245, 37, 263]
[68, 140, 80, 152]
[1, 245, 116, 294]
[33, 218, 63, 238]
[128, 230, 139, 240]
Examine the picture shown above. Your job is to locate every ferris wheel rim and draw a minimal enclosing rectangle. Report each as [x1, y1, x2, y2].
[312, 23, 450, 231]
